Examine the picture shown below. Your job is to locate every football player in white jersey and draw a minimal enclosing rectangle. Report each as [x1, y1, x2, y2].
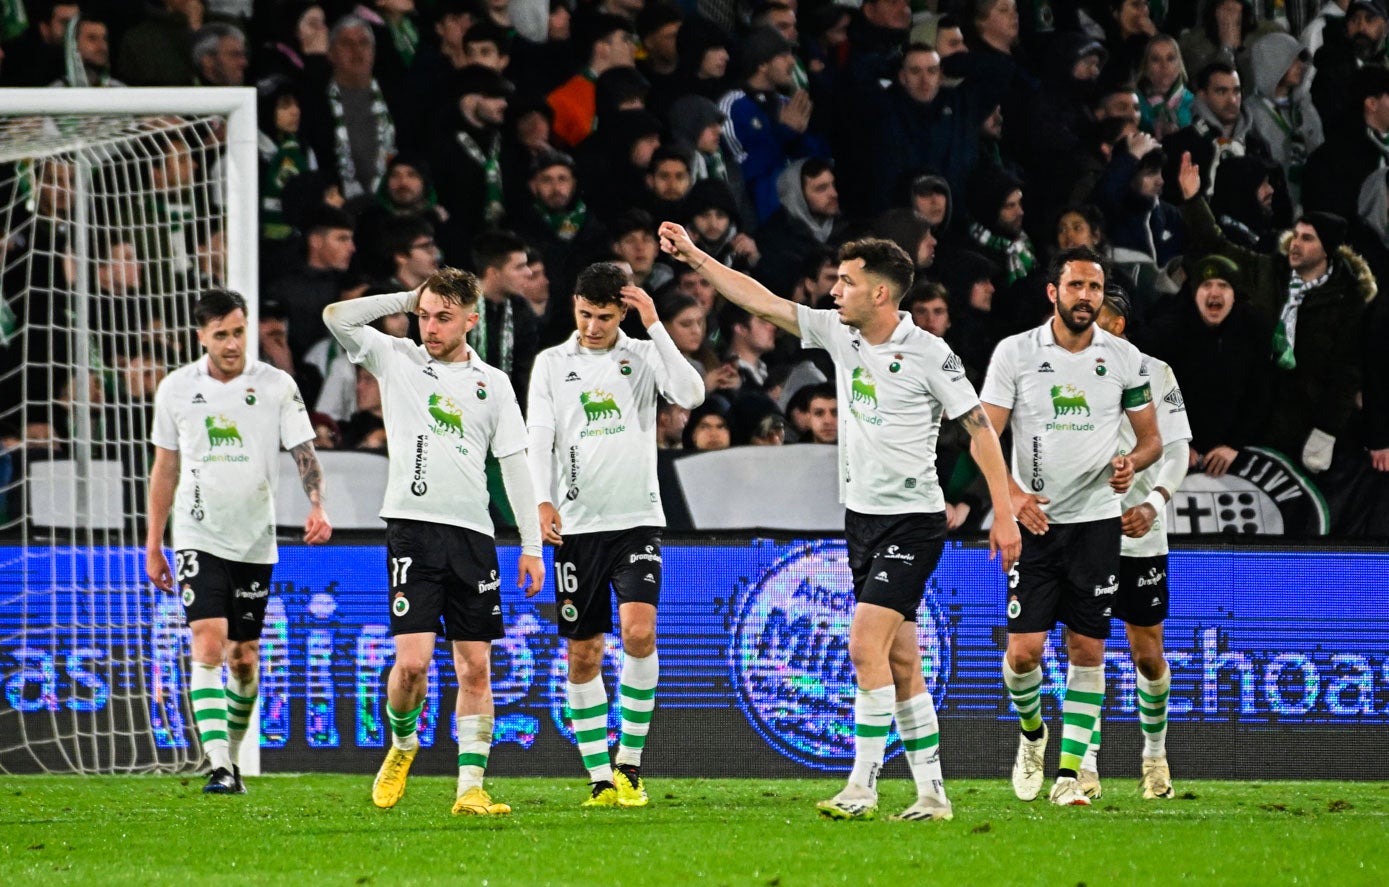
[323, 269, 545, 816]
[527, 262, 704, 807]
[1076, 287, 1191, 801]
[659, 221, 1021, 823]
[145, 289, 332, 794]
[980, 248, 1163, 807]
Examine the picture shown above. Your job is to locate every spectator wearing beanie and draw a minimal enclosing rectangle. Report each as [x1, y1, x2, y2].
[670, 14, 733, 105]
[965, 164, 1035, 287]
[667, 94, 758, 227]
[1146, 254, 1273, 478]
[1209, 154, 1279, 252]
[429, 64, 514, 240]
[512, 150, 611, 321]
[1180, 159, 1376, 474]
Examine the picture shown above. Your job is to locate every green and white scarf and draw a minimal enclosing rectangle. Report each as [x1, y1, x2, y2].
[328, 78, 396, 200]
[469, 297, 515, 373]
[456, 129, 505, 226]
[388, 17, 419, 67]
[537, 199, 588, 241]
[1272, 266, 1331, 370]
[258, 131, 313, 240]
[969, 222, 1036, 285]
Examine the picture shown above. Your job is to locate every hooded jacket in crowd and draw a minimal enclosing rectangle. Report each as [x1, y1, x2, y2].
[754, 159, 849, 298]
[1244, 32, 1323, 201]
[667, 94, 757, 231]
[1161, 89, 1291, 224]
[1181, 194, 1378, 462]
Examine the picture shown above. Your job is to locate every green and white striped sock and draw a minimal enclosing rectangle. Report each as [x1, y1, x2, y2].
[848, 684, 894, 792]
[456, 714, 493, 794]
[1137, 667, 1170, 758]
[190, 662, 231, 771]
[1003, 658, 1045, 734]
[386, 700, 423, 751]
[1082, 711, 1101, 771]
[615, 651, 658, 768]
[1059, 664, 1105, 776]
[895, 692, 945, 800]
[226, 670, 258, 765]
[567, 676, 612, 783]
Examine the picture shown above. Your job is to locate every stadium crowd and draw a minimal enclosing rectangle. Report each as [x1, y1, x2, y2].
[1, 0, 1387, 535]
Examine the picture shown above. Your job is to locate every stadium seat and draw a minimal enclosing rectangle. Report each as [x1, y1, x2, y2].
[27, 460, 125, 530]
[276, 450, 389, 529]
[674, 446, 843, 531]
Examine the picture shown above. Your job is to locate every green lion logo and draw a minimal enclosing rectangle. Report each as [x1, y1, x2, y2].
[580, 389, 621, 423]
[204, 415, 243, 447]
[427, 393, 465, 438]
[850, 367, 878, 409]
[1050, 385, 1091, 417]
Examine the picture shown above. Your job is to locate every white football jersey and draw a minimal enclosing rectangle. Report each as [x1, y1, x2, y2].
[981, 321, 1153, 524]
[150, 357, 314, 564]
[528, 327, 703, 533]
[327, 292, 527, 537]
[1121, 355, 1192, 557]
[796, 305, 981, 515]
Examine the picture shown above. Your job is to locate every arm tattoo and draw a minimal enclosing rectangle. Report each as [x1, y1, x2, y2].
[290, 441, 325, 506]
[955, 405, 993, 436]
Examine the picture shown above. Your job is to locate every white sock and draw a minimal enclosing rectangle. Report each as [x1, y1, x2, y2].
[895, 693, 946, 801]
[615, 651, 658, 768]
[456, 714, 493, 795]
[847, 684, 894, 793]
[226, 669, 258, 765]
[567, 676, 613, 783]
[1137, 666, 1171, 758]
[190, 662, 232, 771]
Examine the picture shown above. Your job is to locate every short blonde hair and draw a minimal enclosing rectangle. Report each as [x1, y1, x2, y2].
[423, 267, 482, 310]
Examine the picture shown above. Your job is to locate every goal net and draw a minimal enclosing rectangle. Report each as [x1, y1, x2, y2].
[0, 89, 257, 773]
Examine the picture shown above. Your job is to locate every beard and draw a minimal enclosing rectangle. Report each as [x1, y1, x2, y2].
[1057, 299, 1095, 333]
[1352, 34, 1380, 60]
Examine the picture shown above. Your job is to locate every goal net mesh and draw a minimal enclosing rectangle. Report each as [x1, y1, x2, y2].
[1, 108, 240, 773]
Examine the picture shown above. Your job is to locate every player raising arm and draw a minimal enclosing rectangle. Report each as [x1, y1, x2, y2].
[324, 270, 544, 816]
[527, 263, 704, 807]
[661, 220, 1020, 822]
[145, 289, 331, 795]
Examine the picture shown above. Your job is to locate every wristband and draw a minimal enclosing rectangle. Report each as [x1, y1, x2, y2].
[1143, 490, 1167, 515]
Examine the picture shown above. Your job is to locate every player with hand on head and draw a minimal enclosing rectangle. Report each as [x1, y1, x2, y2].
[1076, 286, 1191, 801]
[979, 247, 1163, 808]
[323, 269, 545, 816]
[145, 289, 332, 795]
[659, 220, 1020, 822]
[527, 262, 704, 807]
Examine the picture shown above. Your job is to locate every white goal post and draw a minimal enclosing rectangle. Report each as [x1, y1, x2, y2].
[0, 88, 261, 774]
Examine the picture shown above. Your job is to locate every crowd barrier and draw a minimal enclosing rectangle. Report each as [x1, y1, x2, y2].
[5, 538, 1386, 779]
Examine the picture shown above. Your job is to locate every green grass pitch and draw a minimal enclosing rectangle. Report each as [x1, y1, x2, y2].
[3, 776, 1386, 886]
